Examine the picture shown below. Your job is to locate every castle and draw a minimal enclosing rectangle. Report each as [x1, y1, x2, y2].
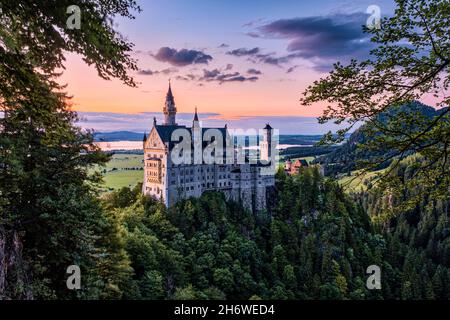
[142, 83, 276, 211]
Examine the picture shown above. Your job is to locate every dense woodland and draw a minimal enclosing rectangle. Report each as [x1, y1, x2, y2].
[314, 102, 448, 177]
[11, 164, 444, 300]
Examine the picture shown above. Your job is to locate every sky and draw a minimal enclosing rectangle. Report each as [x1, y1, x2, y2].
[64, 0, 399, 134]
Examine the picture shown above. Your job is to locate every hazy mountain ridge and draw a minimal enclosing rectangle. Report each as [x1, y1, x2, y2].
[315, 101, 448, 176]
[94, 131, 326, 145]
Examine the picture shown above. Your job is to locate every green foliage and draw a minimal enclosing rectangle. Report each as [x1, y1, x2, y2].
[355, 157, 450, 299]
[0, 0, 139, 299]
[302, 0, 450, 208]
[100, 168, 389, 300]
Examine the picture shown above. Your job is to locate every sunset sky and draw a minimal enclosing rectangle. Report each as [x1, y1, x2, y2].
[64, 0, 399, 134]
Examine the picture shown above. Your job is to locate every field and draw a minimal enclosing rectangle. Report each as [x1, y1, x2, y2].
[337, 169, 387, 192]
[95, 154, 144, 191]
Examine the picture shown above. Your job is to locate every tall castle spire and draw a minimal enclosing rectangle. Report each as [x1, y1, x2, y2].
[193, 106, 199, 122]
[163, 80, 177, 125]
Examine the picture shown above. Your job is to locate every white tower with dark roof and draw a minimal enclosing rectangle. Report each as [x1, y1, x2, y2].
[260, 123, 273, 163]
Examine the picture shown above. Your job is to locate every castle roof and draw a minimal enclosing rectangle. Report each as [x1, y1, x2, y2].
[293, 159, 309, 167]
[193, 107, 199, 122]
[155, 125, 184, 143]
[155, 124, 229, 150]
[166, 82, 175, 105]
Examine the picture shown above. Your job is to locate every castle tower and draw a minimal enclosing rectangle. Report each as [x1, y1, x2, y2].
[192, 107, 202, 164]
[192, 106, 200, 127]
[142, 132, 147, 149]
[163, 81, 177, 125]
[285, 158, 292, 171]
[260, 123, 273, 163]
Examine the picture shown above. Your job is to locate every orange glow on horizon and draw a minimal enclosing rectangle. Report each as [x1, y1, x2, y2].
[60, 54, 328, 119]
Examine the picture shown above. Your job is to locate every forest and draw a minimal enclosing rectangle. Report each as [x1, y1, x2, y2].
[7, 163, 445, 300]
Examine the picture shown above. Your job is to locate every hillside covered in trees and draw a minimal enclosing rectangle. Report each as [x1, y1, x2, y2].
[354, 156, 450, 299]
[315, 102, 449, 177]
[44, 166, 443, 300]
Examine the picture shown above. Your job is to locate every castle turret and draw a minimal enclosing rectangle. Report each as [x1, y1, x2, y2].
[260, 123, 273, 163]
[192, 107, 202, 164]
[192, 107, 199, 127]
[142, 132, 147, 149]
[163, 81, 177, 125]
[285, 158, 292, 171]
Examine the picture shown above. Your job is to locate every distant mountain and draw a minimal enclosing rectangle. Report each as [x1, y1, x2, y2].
[94, 131, 144, 142]
[279, 135, 324, 145]
[93, 131, 327, 145]
[315, 101, 447, 176]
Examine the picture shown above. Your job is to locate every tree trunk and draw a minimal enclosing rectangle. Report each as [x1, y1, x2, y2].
[0, 225, 33, 300]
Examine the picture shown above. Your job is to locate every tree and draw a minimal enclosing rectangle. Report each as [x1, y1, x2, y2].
[301, 0, 449, 211]
[172, 285, 198, 300]
[0, 0, 140, 299]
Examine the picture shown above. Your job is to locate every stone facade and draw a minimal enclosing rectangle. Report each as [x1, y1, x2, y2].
[142, 84, 275, 211]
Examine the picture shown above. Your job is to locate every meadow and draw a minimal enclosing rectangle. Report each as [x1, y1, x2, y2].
[96, 154, 144, 191]
[337, 169, 387, 192]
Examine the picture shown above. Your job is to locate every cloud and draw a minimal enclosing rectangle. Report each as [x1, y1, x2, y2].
[226, 46, 297, 67]
[199, 69, 259, 84]
[77, 112, 219, 132]
[286, 65, 299, 74]
[246, 32, 261, 38]
[153, 47, 213, 66]
[77, 112, 360, 135]
[137, 67, 179, 76]
[225, 64, 234, 70]
[218, 43, 230, 48]
[247, 68, 262, 75]
[255, 13, 374, 71]
[226, 47, 261, 57]
[175, 74, 197, 81]
[173, 64, 258, 85]
[137, 69, 155, 76]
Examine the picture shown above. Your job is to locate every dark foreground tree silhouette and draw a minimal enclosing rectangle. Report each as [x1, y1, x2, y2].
[0, 1, 140, 299]
[301, 0, 449, 212]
